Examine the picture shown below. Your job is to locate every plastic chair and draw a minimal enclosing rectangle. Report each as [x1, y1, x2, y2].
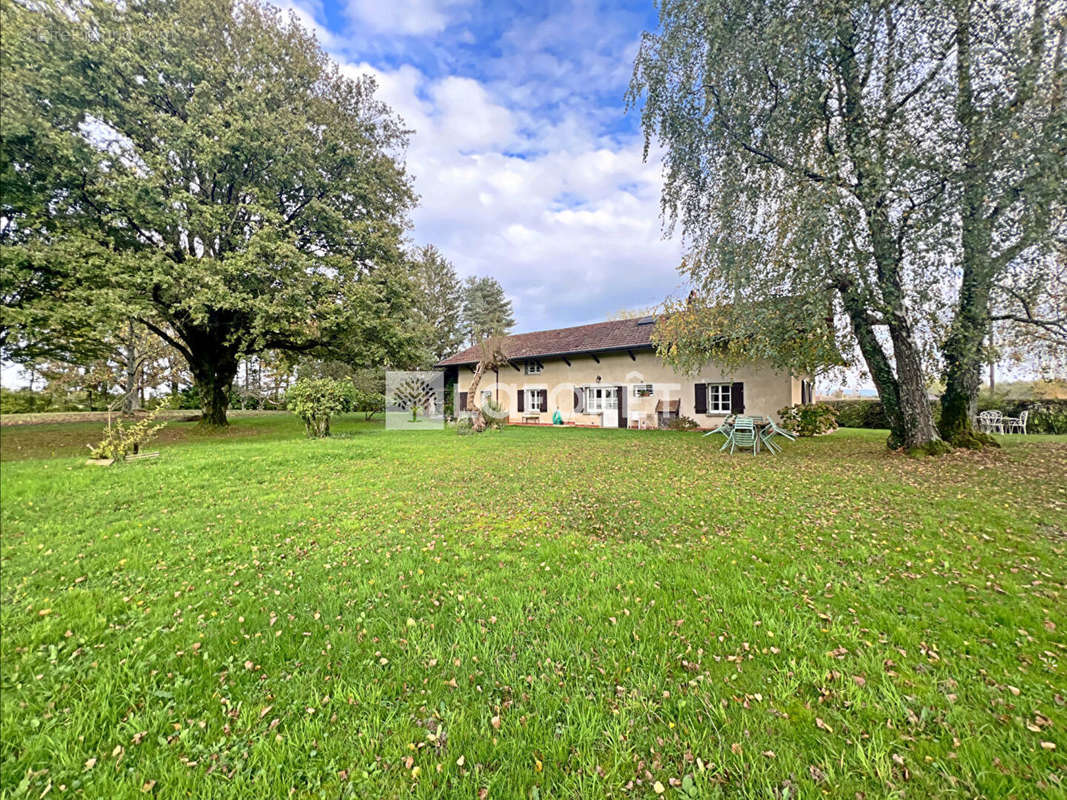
[760, 419, 796, 454]
[703, 415, 734, 440]
[729, 416, 758, 455]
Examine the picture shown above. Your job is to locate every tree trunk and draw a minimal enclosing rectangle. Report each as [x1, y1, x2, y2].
[865, 203, 946, 454]
[839, 288, 906, 445]
[889, 321, 943, 452]
[122, 319, 141, 414]
[938, 177, 997, 447]
[190, 352, 238, 426]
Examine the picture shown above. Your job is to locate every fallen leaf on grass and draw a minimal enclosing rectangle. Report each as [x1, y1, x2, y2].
[815, 717, 833, 733]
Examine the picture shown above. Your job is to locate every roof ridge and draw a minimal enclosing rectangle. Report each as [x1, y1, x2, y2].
[435, 316, 658, 367]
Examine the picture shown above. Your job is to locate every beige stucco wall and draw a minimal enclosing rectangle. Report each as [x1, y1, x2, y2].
[455, 350, 808, 428]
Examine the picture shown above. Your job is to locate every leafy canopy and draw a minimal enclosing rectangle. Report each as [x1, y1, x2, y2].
[1, 0, 421, 422]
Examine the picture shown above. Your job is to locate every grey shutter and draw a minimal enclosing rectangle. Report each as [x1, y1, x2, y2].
[573, 388, 584, 413]
[694, 383, 707, 414]
[458, 392, 468, 413]
[731, 382, 745, 414]
[618, 386, 628, 428]
[517, 389, 525, 412]
[539, 389, 548, 411]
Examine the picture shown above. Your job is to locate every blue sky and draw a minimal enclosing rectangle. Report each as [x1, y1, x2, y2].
[273, 0, 689, 333]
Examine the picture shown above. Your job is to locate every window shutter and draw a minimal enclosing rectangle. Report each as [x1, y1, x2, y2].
[573, 388, 584, 413]
[517, 389, 525, 412]
[731, 382, 745, 413]
[694, 383, 707, 414]
[458, 392, 468, 412]
[618, 386, 627, 428]
[539, 389, 548, 411]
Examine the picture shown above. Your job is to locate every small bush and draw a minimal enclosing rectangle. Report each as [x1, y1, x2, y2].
[667, 415, 699, 431]
[481, 397, 508, 428]
[778, 403, 839, 436]
[352, 389, 385, 421]
[286, 378, 352, 437]
[87, 404, 169, 460]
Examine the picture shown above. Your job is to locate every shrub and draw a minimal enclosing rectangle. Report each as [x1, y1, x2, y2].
[778, 403, 839, 436]
[481, 397, 508, 428]
[667, 415, 699, 431]
[87, 404, 169, 461]
[286, 378, 352, 437]
[823, 399, 889, 429]
[825, 397, 1067, 434]
[352, 389, 385, 421]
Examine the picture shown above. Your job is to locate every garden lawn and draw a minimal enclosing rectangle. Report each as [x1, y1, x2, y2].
[1, 418, 1065, 799]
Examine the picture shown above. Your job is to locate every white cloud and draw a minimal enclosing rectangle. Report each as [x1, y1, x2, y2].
[272, 3, 686, 332]
[344, 0, 469, 36]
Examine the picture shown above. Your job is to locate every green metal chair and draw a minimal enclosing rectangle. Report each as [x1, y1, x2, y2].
[703, 415, 734, 448]
[729, 416, 758, 455]
[760, 419, 796, 454]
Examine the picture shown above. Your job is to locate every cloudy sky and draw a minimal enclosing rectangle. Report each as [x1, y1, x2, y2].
[275, 0, 687, 333]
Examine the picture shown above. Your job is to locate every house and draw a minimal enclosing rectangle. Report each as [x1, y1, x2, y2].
[436, 317, 814, 429]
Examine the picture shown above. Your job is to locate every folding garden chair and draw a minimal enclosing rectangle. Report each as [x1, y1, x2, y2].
[703, 415, 734, 439]
[729, 416, 758, 455]
[759, 419, 796, 454]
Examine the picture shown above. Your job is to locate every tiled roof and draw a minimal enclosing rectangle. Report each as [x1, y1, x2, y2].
[436, 317, 658, 367]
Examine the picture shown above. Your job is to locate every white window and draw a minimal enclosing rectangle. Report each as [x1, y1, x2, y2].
[524, 361, 542, 375]
[633, 383, 654, 398]
[525, 389, 544, 411]
[585, 386, 618, 412]
[707, 383, 731, 413]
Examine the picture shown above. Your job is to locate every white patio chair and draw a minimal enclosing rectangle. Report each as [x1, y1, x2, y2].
[978, 410, 1004, 434]
[1003, 410, 1028, 434]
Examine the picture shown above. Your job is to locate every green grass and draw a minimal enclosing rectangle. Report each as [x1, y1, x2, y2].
[1, 416, 1065, 799]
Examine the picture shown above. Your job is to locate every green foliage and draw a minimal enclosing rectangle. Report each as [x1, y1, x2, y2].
[654, 294, 844, 377]
[410, 245, 465, 365]
[462, 276, 515, 345]
[481, 397, 508, 428]
[828, 397, 1067, 435]
[86, 403, 169, 460]
[666, 415, 699, 430]
[286, 378, 351, 438]
[824, 400, 891, 431]
[351, 389, 385, 421]
[2, 0, 419, 425]
[1, 387, 49, 415]
[778, 403, 839, 437]
[977, 398, 1067, 436]
[1, 420, 1065, 798]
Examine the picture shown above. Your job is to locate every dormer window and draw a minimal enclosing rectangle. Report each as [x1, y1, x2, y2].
[524, 360, 543, 375]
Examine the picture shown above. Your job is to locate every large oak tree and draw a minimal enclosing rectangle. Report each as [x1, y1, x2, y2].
[2, 0, 420, 424]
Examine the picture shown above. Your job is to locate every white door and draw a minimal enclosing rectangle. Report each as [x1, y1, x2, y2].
[587, 387, 619, 427]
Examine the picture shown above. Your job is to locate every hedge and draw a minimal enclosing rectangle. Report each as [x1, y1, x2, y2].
[824, 398, 1067, 435]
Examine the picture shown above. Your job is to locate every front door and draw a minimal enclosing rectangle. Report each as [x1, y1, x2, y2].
[587, 386, 619, 427]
